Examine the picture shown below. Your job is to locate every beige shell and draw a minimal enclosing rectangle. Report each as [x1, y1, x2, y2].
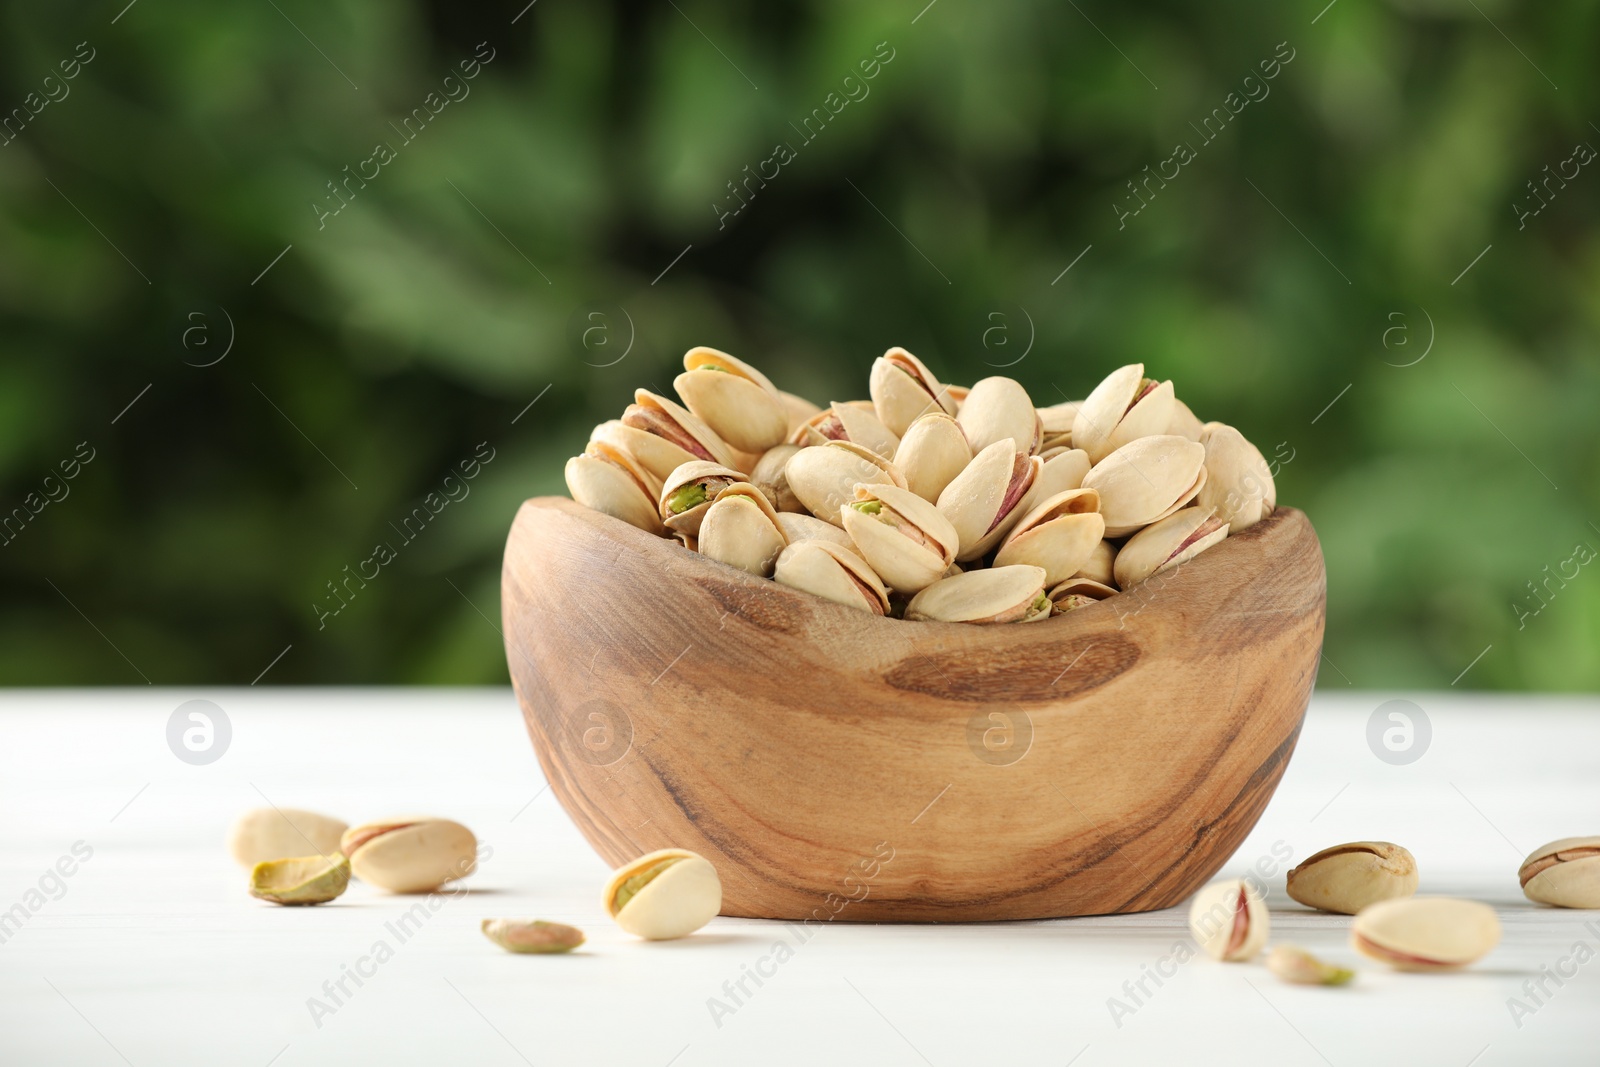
[1351, 897, 1500, 971]
[869, 347, 957, 436]
[893, 412, 972, 503]
[749, 444, 805, 513]
[1016, 447, 1091, 518]
[1113, 507, 1229, 588]
[1073, 540, 1117, 587]
[1196, 424, 1276, 532]
[936, 440, 1043, 561]
[697, 485, 788, 577]
[1047, 576, 1118, 614]
[341, 818, 478, 893]
[603, 848, 722, 940]
[1286, 841, 1419, 915]
[1519, 836, 1600, 908]
[840, 483, 960, 594]
[565, 446, 665, 535]
[904, 565, 1050, 624]
[228, 808, 348, 868]
[773, 539, 890, 614]
[774, 512, 859, 555]
[1188, 878, 1269, 962]
[957, 376, 1042, 455]
[588, 419, 690, 487]
[623, 389, 742, 473]
[778, 389, 823, 434]
[790, 401, 900, 459]
[658, 460, 746, 536]
[1169, 398, 1205, 441]
[1081, 435, 1206, 537]
[994, 489, 1106, 588]
[785, 441, 905, 525]
[1037, 401, 1080, 451]
[673, 347, 789, 453]
[1072, 364, 1177, 464]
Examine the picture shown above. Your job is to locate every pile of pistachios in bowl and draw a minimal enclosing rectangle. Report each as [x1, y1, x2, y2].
[564, 347, 1277, 621]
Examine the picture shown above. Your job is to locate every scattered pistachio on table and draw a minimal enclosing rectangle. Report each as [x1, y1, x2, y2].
[1188, 878, 1269, 962]
[228, 807, 347, 868]
[562, 351, 1279, 621]
[481, 918, 586, 954]
[341, 818, 478, 894]
[249, 853, 350, 906]
[1351, 897, 1500, 971]
[603, 848, 722, 940]
[1518, 836, 1600, 908]
[1286, 841, 1418, 915]
[1266, 944, 1355, 986]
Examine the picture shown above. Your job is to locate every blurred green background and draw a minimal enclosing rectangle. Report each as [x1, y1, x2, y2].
[1, 0, 1595, 688]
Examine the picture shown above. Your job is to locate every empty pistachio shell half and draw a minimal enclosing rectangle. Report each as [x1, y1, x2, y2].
[790, 400, 901, 459]
[341, 818, 477, 894]
[1267, 944, 1355, 986]
[673, 347, 789, 454]
[250, 853, 351, 906]
[775, 511, 859, 555]
[994, 489, 1106, 588]
[893, 412, 971, 503]
[228, 807, 348, 868]
[1519, 836, 1600, 908]
[1286, 841, 1419, 915]
[1081, 435, 1206, 537]
[697, 485, 788, 577]
[936, 440, 1043, 561]
[565, 443, 665, 535]
[1351, 897, 1500, 971]
[785, 440, 906, 525]
[1047, 576, 1119, 613]
[1074, 540, 1117, 587]
[1188, 879, 1269, 962]
[1113, 507, 1229, 588]
[659, 461, 746, 536]
[957, 376, 1042, 455]
[905, 565, 1050, 624]
[749, 444, 805, 513]
[869, 347, 958, 436]
[1037, 400, 1080, 452]
[604, 848, 722, 940]
[774, 539, 890, 614]
[621, 388, 741, 473]
[1072, 363, 1177, 464]
[481, 918, 585, 954]
[1196, 424, 1276, 533]
[842, 483, 960, 593]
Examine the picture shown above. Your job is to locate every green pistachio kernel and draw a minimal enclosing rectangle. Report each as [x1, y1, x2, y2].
[612, 857, 683, 913]
[667, 484, 709, 514]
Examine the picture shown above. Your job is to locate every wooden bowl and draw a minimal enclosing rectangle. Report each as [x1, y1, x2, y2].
[503, 498, 1324, 922]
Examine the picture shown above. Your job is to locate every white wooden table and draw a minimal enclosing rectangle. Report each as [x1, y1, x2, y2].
[1, 690, 1595, 1066]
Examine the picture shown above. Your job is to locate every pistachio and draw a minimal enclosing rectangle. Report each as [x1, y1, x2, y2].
[841, 483, 960, 593]
[994, 489, 1106, 588]
[785, 440, 906, 525]
[481, 918, 586, 954]
[774, 539, 890, 614]
[228, 807, 348, 868]
[565, 441, 666, 534]
[1073, 539, 1117, 587]
[1188, 879, 1269, 961]
[1286, 841, 1418, 915]
[749, 444, 805, 513]
[957, 376, 1042, 455]
[1519, 836, 1600, 908]
[1113, 507, 1229, 588]
[603, 848, 722, 940]
[1351, 897, 1500, 971]
[1047, 576, 1118, 614]
[658, 461, 747, 536]
[1168, 398, 1205, 442]
[1016, 448, 1090, 518]
[893, 412, 972, 503]
[936, 440, 1043, 561]
[698, 484, 788, 577]
[904, 565, 1050, 624]
[869, 347, 957, 436]
[778, 389, 824, 434]
[775, 511, 860, 555]
[249, 853, 351, 906]
[341, 818, 477, 893]
[673, 347, 789, 453]
[1267, 944, 1355, 986]
[790, 400, 901, 459]
[1072, 364, 1177, 464]
[1196, 424, 1276, 533]
[1081, 435, 1206, 537]
[1036, 401, 1080, 452]
[621, 388, 741, 474]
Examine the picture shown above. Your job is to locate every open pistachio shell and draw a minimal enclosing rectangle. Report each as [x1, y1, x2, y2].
[1074, 540, 1117, 587]
[1081, 435, 1206, 537]
[590, 419, 691, 487]
[905, 565, 1050, 624]
[790, 400, 901, 459]
[622, 389, 742, 473]
[869, 347, 958, 436]
[1196, 424, 1276, 533]
[1351, 897, 1500, 971]
[1519, 836, 1600, 908]
[1037, 401, 1080, 451]
[341, 818, 477, 893]
[749, 444, 805, 513]
[1287, 841, 1419, 915]
[1047, 576, 1118, 614]
[936, 440, 1043, 561]
[1016, 447, 1091, 518]
[1188, 878, 1269, 962]
[778, 389, 824, 434]
[603, 848, 722, 940]
[957, 376, 1042, 455]
[658, 461, 746, 536]
[1169, 398, 1205, 442]
[1114, 506, 1229, 587]
[1072, 364, 1177, 464]
[673, 347, 789, 453]
[565, 446, 665, 535]
[994, 489, 1106, 588]
[893, 412, 972, 503]
[785, 440, 906, 526]
[697, 485, 788, 577]
[249, 853, 351, 906]
[774, 539, 890, 614]
[841, 483, 960, 593]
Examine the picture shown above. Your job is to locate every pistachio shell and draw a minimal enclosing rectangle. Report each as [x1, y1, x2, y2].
[790, 401, 900, 459]
[774, 539, 890, 614]
[697, 486, 788, 577]
[1188, 879, 1269, 962]
[480, 918, 586, 954]
[1267, 945, 1355, 986]
[228, 808, 348, 868]
[957, 376, 1041, 455]
[994, 489, 1106, 587]
[658, 460, 746, 535]
[1016, 448, 1091, 518]
[1072, 364, 1177, 464]
[893, 412, 972, 502]
[341, 818, 477, 893]
[603, 848, 722, 940]
[1074, 540, 1117, 587]
[1196, 424, 1276, 532]
[1168, 398, 1205, 442]
[1037, 401, 1080, 451]
[904, 565, 1050, 624]
[774, 512, 858, 555]
[623, 389, 741, 472]
[1287, 842, 1419, 915]
[1081, 435, 1206, 537]
[1047, 576, 1118, 614]
[869, 347, 957, 436]
[1113, 506, 1229, 587]
[779, 390, 824, 434]
[936, 441, 1043, 561]
[1519, 836, 1600, 908]
[785, 441, 906, 525]
[674, 347, 788, 453]
[565, 450, 665, 534]
[1351, 897, 1500, 971]
[841, 483, 960, 593]
[749, 444, 805, 513]
[249, 853, 351, 906]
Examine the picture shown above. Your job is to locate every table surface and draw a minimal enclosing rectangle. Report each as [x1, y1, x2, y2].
[0, 689, 1595, 1066]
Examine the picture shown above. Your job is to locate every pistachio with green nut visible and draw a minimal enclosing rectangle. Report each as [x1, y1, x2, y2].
[341, 818, 477, 893]
[228, 807, 347, 868]
[1286, 841, 1418, 915]
[1519, 836, 1600, 908]
[1351, 897, 1500, 971]
[1267, 944, 1355, 986]
[604, 848, 722, 940]
[1188, 878, 1269, 962]
[249, 853, 350, 906]
[481, 918, 586, 954]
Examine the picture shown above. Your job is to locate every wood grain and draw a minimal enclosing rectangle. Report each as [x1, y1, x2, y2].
[502, 497, 1325, 922]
